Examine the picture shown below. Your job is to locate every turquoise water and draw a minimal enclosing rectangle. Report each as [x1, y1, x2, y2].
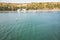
[0, 11, 60, 40]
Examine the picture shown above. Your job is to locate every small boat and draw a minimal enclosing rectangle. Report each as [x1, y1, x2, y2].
[17, 9, 27, 12]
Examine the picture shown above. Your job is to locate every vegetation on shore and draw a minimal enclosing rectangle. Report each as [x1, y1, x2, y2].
[0, 2, 60, 11]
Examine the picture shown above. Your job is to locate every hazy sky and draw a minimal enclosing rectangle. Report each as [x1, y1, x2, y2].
[0, 0, 60, 3]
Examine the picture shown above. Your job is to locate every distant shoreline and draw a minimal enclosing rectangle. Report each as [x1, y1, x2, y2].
[27, 9, 60, 11]
[0, 2, 60, 11]
[0, 9, 60, 12]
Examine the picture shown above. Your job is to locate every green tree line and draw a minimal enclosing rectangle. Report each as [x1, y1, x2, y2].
[0, 2, 60, 11]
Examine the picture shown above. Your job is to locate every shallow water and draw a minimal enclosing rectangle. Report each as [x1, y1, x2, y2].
[0, 11, 60, 40]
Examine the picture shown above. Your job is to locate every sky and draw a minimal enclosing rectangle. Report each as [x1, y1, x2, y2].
[0, 0, 60, 3]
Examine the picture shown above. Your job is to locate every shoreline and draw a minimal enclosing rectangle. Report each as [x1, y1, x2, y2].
[0, 9, 60, 12]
